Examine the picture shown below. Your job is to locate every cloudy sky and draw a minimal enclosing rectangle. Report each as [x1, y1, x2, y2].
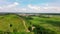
[0, 0, 60, 13]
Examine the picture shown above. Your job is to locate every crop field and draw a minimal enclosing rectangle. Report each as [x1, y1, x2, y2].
[0, 14, 60, 34]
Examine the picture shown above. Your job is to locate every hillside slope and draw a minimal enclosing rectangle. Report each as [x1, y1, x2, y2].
[0, 14, 28, 33]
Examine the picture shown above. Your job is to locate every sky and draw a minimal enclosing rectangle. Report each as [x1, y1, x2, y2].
[0, 0, 60, 13]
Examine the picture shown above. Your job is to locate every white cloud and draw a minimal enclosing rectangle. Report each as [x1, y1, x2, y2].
[27, 4, 60, 13]
[0, 2, 20, 12]
[0, 3, 60, 13]
[28, 4, 41, 11]
[0, 7, 3, 9]
[6, 2, 19, 8]
[0, 2, 19, 9]
[14, 2, 19, 5]
[21, 8, 27, 11]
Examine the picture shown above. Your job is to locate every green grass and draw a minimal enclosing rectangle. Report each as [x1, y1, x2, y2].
[0, 14, 26, 32]
[26, 16, 60, 34]
[0, 14, 60, 34]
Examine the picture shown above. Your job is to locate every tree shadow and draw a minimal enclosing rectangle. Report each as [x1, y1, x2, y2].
[33, 25, 56, 34]
[46, 20, 60, 27]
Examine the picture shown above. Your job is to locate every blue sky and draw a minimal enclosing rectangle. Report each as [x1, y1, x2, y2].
[0, 0, 60, 13]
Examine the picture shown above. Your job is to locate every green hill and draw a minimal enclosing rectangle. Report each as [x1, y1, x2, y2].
[0, 14, 31, 34]
[0, 14, 60, 34]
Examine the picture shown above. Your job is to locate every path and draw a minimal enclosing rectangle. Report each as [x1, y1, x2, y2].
[20, 17, 30, 32]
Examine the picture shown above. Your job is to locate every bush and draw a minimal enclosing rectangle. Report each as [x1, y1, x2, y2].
[33, 25, 56, 34]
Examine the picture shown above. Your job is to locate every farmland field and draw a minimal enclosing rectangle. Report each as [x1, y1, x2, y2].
[0, 13, 60, 34]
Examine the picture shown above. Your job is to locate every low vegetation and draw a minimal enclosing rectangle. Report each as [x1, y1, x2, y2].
[0, 14, 60, 34]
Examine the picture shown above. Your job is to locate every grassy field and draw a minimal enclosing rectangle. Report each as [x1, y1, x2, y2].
[0, 14, 60, 34]
[25, 15, 60, 34]
[0, 14, 32, 34]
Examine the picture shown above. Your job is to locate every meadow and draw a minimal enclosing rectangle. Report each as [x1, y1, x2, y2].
[0, 14, 60, 34]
